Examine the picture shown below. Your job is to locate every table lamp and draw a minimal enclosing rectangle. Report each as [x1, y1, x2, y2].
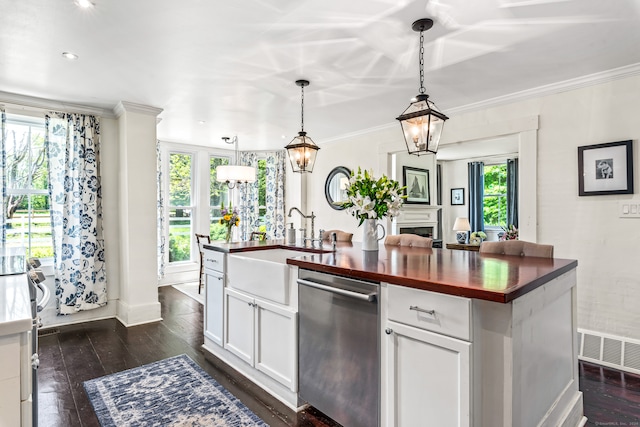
[453, 217, 471, 244]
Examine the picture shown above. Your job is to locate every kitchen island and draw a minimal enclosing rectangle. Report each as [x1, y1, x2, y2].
[202, 241, 584, 427]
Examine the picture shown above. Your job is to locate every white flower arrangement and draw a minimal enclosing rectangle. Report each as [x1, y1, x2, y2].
[469, 231, 487, 245]
[337, 168, 406, 225]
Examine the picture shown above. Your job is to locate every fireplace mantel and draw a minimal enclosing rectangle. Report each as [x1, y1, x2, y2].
[392, 205, 440, 239]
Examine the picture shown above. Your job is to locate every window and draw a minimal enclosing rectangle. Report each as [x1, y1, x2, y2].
[483, 163, 507, 227]
[209, 156, 230, 241]
[257, 159, 267, 232]
[168, 152, 193, 262]
[3, 116, 52, 258]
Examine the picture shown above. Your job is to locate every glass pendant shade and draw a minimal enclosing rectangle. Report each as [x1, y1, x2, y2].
[397, 94, 448, 156]
[285, 131, 319, 173]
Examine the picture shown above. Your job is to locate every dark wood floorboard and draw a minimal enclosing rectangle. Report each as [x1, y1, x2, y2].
[37, 285, 640, 426]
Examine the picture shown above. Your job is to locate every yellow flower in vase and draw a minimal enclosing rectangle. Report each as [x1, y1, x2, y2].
[220, 202, 240, 243]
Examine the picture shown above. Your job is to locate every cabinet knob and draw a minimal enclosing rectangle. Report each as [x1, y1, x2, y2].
[385, 328, 393, 335]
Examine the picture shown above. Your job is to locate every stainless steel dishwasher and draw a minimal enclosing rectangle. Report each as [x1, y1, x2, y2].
[297, 269, 380, 427]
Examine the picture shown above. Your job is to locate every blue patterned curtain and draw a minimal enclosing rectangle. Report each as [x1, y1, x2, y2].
[0, 108, 5, 244]
[156, 141, 165, 278]
[45, 113, 107, 314]
[506, 158, 519, 228]
[239, 152, 259, 240]
[264, 151, 286, 239]
[468, 161, 484, 233]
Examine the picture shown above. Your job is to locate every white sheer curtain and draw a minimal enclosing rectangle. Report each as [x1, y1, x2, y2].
[46, 113, 107, 314]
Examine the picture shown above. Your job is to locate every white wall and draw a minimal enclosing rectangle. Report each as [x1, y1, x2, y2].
[308, 74, 640, 341]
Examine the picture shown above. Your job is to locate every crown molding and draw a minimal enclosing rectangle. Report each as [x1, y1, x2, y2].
[319, 63, 640, 144]
[0, 90, 116, 118]
[114, 101, 163, 118]
[446, 62, 640, 116]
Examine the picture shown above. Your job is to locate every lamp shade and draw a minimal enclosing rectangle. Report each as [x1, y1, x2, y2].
[397, 94, 448, 155]
[452, 217, 471, 232]
[285, 131, 319, 173]
[216, 165, 256, 184]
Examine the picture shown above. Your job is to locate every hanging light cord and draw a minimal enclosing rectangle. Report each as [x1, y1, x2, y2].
[300, 85, 305, 132]
[419, 29, 426, 95]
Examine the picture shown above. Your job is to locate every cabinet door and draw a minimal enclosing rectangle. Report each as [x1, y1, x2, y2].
[385, 321, 471, 427]
[254, 298, 297, 392]
[204, 270, 224, 346]
[224, 288, 254, 366]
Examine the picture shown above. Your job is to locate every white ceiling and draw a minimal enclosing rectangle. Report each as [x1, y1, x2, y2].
[2, 0, 640, 150]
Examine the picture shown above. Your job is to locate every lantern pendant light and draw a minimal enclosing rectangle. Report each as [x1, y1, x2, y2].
[285, 79, 320, 173]
[396, 18, 448, 156]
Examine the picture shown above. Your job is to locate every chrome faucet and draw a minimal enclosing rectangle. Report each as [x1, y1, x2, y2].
[288, 207, 316, 244]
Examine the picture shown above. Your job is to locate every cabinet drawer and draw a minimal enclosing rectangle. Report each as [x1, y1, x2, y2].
[203, 249, 225, 273]
[387, 285, 471, 341]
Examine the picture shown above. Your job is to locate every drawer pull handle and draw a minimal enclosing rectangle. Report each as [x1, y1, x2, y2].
[206, 258, 218, 263]
[385, 328, 393, 335]
[410, 306, 435, 316]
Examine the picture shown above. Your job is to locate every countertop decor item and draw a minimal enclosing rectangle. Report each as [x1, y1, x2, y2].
[219, 202, 240, 243]
[500, 224, 519, 241]
[396, 18, 449, 155]
[469, 231, 486, 245]
[453, 217, 471, 244]
[337, 167, 405, 251]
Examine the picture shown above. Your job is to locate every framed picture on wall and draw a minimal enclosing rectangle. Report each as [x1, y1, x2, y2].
[451, 188, 465, 205]
[578, 140, 634, 196]
[403, 166, 430, 204]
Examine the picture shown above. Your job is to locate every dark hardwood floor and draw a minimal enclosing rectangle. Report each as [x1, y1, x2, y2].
[38, 286, 640, 427]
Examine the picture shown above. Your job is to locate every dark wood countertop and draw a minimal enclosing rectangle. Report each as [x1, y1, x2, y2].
[203, 240, 578, 303]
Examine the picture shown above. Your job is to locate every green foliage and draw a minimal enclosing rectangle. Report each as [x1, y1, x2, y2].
[339, 167, 406, 225]
[169, 153, 192, 206]
[483, 164, 507, 227]
[169, 234, 190, 262]
[209, 156, 229, 206]
[257, 159, 267, 208]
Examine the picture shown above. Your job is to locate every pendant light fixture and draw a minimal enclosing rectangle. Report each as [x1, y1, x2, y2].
[285, 79, 319, 173]
[396, 18, 449, 156]
[216, 136, 256, 189]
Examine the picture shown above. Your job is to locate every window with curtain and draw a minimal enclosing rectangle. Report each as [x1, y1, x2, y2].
[483, 163, 507, 228]
[168, 152, 193, 262]
[209, 155, 230, 241]
[3, 115, 53, 258]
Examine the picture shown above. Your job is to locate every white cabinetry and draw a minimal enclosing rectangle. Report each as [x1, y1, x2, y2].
[382, 269, 583, 427]
[202, 248, 299, 410]
[203, 250, 225, 347]
[384, 284, 471, 427]
[224, 287, 297, 391]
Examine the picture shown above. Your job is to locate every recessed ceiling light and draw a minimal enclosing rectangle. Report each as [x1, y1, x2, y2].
[62, 52, 79, 60]
[198, 120, 205, 125]
[75, 0, 95, 8]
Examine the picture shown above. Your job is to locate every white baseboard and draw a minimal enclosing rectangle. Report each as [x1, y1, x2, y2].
[116, 300, 162, 327]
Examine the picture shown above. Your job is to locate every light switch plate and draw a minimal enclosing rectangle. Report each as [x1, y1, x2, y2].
[619, 201, 640, 218]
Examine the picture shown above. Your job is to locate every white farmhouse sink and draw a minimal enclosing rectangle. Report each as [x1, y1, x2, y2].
[227, 249, 308, 304]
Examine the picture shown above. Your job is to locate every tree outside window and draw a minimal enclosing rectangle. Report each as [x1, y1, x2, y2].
[209, 156, 230, 241]
[168, 153, 193, 262]
[257, 159, 267, 232]
[483, 164, 507, 227]
[3, 117, 52, 258]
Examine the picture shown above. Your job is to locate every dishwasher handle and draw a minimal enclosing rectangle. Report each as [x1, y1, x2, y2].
[297, 278, 377, 302]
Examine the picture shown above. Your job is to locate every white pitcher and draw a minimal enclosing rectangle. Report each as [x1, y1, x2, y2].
[362, 219, 385, 251]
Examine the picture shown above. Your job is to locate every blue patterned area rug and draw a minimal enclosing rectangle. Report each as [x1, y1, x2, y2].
[84, 354, 269, 426]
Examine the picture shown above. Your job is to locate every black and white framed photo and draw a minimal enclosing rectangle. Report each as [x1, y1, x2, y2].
[451, 188, 465, 205]
[578, 140, 634, 196]
[403, 166, 430, 204]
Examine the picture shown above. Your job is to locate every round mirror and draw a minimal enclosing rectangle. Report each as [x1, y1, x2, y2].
[325, 166, 351, 210]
